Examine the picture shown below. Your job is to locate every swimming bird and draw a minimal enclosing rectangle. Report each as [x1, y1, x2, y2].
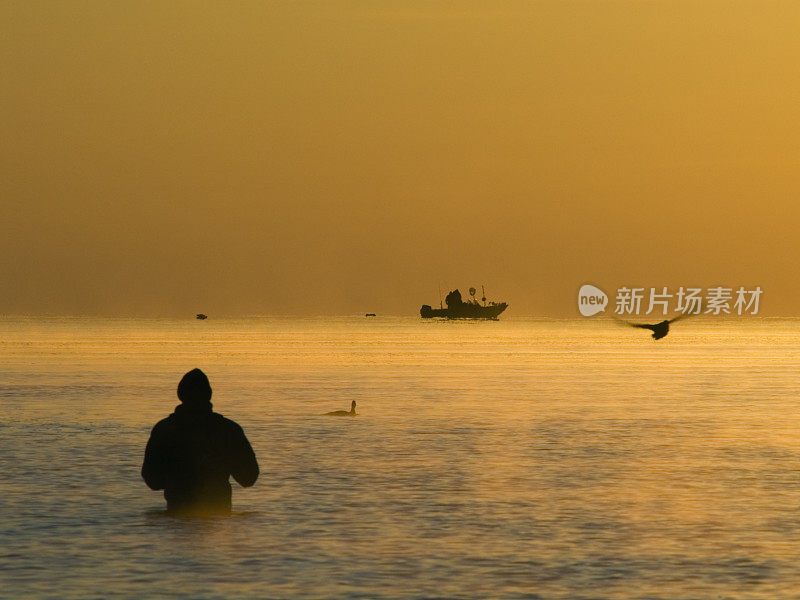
[323, 400, 357, 416]
[616, 314, 688, 340]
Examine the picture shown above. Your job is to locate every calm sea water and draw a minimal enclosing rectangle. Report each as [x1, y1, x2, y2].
[2, 316, 800, 599]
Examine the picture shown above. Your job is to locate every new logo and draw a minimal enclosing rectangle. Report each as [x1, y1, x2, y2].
[578, 284, 608, 316]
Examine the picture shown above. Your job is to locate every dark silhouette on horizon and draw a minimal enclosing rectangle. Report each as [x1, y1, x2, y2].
[420, 287, 508, 319]
[616, 314, 687, 340]
[324, 400, 357, 416]
[141, 369, 259, 515]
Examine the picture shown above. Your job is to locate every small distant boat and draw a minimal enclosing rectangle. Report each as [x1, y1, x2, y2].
[365, 313, 376, 317]
[420, 286, 508, 320]
[196, 314, 208, 320]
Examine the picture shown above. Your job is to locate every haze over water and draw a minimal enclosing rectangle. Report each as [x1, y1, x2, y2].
[3, 316, 800, 599]
[6, 1, 800, 317]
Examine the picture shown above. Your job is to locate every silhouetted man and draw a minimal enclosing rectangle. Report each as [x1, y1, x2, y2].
[142, 369, 259, 515]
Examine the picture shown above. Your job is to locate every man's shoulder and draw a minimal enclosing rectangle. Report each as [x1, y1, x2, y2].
[150, 415, 176, 432]
[210, 412, 245, 433]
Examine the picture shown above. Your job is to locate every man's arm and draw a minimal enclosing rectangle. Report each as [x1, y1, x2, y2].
[229, 423, 259, 488]
[141, 423, 167, 490]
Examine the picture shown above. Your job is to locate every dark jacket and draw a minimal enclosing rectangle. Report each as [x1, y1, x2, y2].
[141, 404, 259, 514]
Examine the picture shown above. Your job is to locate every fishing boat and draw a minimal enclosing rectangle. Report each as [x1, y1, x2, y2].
[420, 287, 508, 320]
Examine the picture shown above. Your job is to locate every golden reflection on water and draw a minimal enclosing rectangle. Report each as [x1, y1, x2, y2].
[2, 317, 800, 598]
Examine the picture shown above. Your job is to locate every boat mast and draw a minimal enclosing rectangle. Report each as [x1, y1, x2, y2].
[481, 285, 486, 306]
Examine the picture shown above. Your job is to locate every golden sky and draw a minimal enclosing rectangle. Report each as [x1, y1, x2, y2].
[3, 1, 799, 316]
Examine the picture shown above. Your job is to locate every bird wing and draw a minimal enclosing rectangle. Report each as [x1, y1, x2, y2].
[613, 318, 657, 331]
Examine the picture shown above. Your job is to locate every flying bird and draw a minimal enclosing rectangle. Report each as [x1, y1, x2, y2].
[615, 314, 689, 340]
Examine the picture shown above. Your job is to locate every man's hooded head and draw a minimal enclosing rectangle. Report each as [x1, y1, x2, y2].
[177, 368, 213, 408]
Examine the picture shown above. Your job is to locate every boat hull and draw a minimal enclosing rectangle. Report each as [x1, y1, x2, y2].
[420, 302, 508, 320]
